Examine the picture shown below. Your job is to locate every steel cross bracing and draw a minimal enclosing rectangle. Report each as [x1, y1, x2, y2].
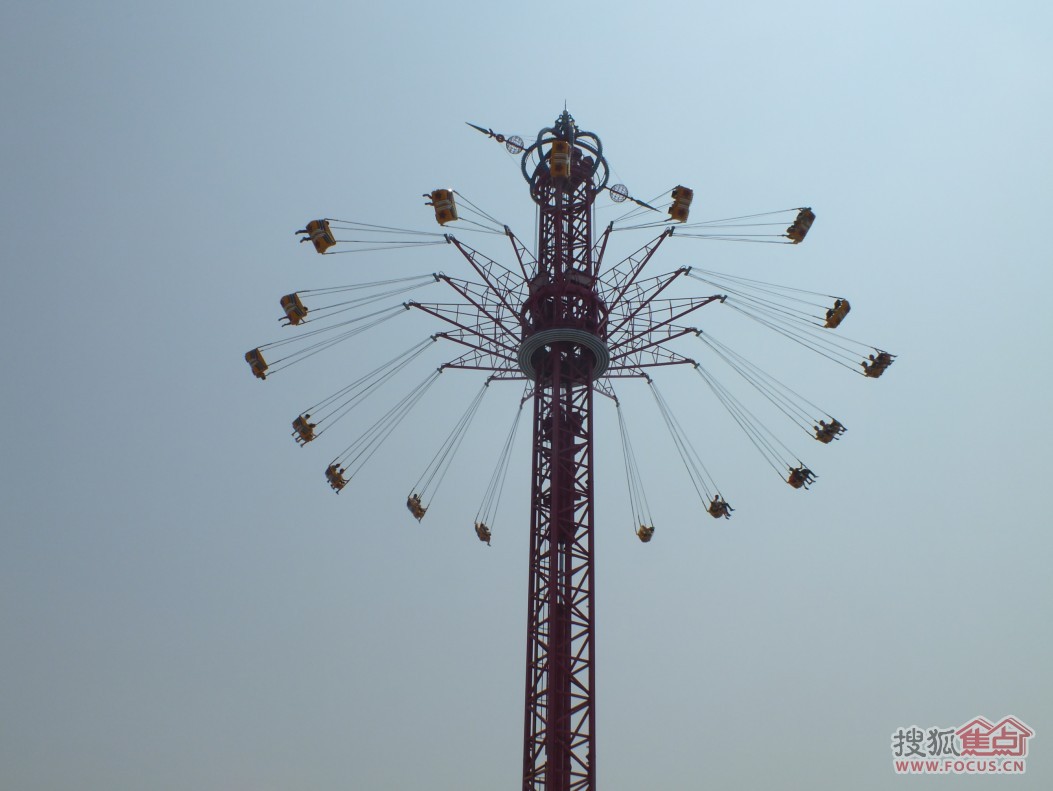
[515, 114, 604, 791]
[405, 112, 724, 790]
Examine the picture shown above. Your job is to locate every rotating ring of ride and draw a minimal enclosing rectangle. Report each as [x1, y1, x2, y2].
[517, 329, 610, 381]
[520, 134, 610, 202]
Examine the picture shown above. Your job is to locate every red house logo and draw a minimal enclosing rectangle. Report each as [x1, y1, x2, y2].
[956, 716, 1034, 758]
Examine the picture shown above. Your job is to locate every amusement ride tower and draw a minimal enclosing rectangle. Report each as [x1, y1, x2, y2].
[507, 112, 723, 789]
[247, 110, 892, 791]
[517, 110, 607, 790]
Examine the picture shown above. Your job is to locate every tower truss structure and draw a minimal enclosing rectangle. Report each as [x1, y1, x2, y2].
[412, 112, 724, 790]
[250, 110, 891, 791]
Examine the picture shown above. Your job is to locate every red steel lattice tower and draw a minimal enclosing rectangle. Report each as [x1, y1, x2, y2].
[294, 111, 724, 789]
[509, 110, 721, 790]
[494, 111, 718, 790]
[518, 111, 606, 791]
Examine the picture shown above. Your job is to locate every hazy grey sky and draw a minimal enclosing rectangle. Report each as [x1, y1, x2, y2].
[2, 2, 1051, 789]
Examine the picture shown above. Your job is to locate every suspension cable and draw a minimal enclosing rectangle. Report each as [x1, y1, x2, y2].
[303, 337, 437, 436]
[325, 218, 446, 237]
[475, 390, 528, 533]
[695, 277, 823, 326]
[646, 378, 720, 506]
[331, 369, 443, 476]
[686, 268, 834, 309]
[262, 306, 407, 374]
[678, 208, 804, 227]
[321, 241, 448, 254]
[673, 234, 790, 244]
[609, 187, 671, 225]
[298, 273, 439, 297]
[724, 301, 870, 373]
[260, 304, 403, 353]
[412, 379, 491, 503]
[615, 397, 654, 535]
[696, 331, 834, 436]
[693, 364, 805, 482]
[301, 278, 438, 322]
[453, 191, 506, 231]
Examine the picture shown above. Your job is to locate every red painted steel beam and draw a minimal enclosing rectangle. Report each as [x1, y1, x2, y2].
[521, 112, 603, 791]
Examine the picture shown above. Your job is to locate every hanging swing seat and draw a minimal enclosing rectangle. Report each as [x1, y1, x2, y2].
[280, 293, 309, 326]
[787, 465, 816, 489]
[425, 189, 458, 225]
[407, 493, 427, 521]
[814, 418, 845, 444]
[786, 208, 815, 243]
[636, 524, 655, 543]
[245, 348, 268, 380]
[708, 496, 734, 519]
[325, 464, 348, 492]
[297, 219, 336, 254]
[549, 140, 572, 179]
[668, 185, 694, 223]
[474, 521, 492, 545]
[292, 414, 317, 445]
[862, 351, 895, 378]
[824, 298, 850, 328]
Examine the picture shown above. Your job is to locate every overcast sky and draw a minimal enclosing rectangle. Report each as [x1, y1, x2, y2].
[2, 2, 1051, 789]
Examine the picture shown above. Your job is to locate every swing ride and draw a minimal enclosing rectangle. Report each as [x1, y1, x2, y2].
[245, 111, 893, 791]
